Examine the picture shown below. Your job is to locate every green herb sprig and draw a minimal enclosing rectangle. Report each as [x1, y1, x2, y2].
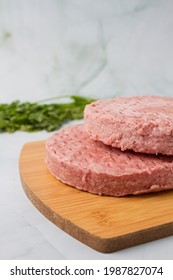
[0, 95, 95, 133]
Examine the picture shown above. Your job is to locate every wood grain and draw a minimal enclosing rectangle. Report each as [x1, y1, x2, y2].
[19, 140, 173, 253]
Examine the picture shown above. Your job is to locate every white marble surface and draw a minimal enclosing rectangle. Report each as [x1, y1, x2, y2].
[0, 0, 173, 259]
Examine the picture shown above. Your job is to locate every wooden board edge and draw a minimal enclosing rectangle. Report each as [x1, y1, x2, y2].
[19, 172, 173, 253]
[19, 141, 173, 253]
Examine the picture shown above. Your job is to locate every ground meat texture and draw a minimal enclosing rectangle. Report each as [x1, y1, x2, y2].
[84, 96, 173, 155]
[45, 124, 173, 197]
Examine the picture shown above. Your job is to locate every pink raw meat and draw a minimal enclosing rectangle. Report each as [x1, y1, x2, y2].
[84, 96, 173, 155]
[45, 124, 173, 197]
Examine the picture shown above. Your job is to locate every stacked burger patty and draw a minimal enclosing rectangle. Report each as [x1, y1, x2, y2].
[45, 96, 173, 197]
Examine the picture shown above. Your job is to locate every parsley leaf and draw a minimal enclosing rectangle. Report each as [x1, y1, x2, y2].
[0, 95, 95, 132]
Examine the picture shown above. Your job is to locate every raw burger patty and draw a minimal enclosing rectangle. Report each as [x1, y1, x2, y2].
[45, 124, 173, 197]
[84, 96, 173, 155]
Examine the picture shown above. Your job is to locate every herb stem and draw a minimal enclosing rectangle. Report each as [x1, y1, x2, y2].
[0, 95, 95, 133]
[37, 95, 72, 103]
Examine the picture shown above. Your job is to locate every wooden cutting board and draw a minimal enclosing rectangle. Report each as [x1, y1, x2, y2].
[19, 140, 173, 253]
